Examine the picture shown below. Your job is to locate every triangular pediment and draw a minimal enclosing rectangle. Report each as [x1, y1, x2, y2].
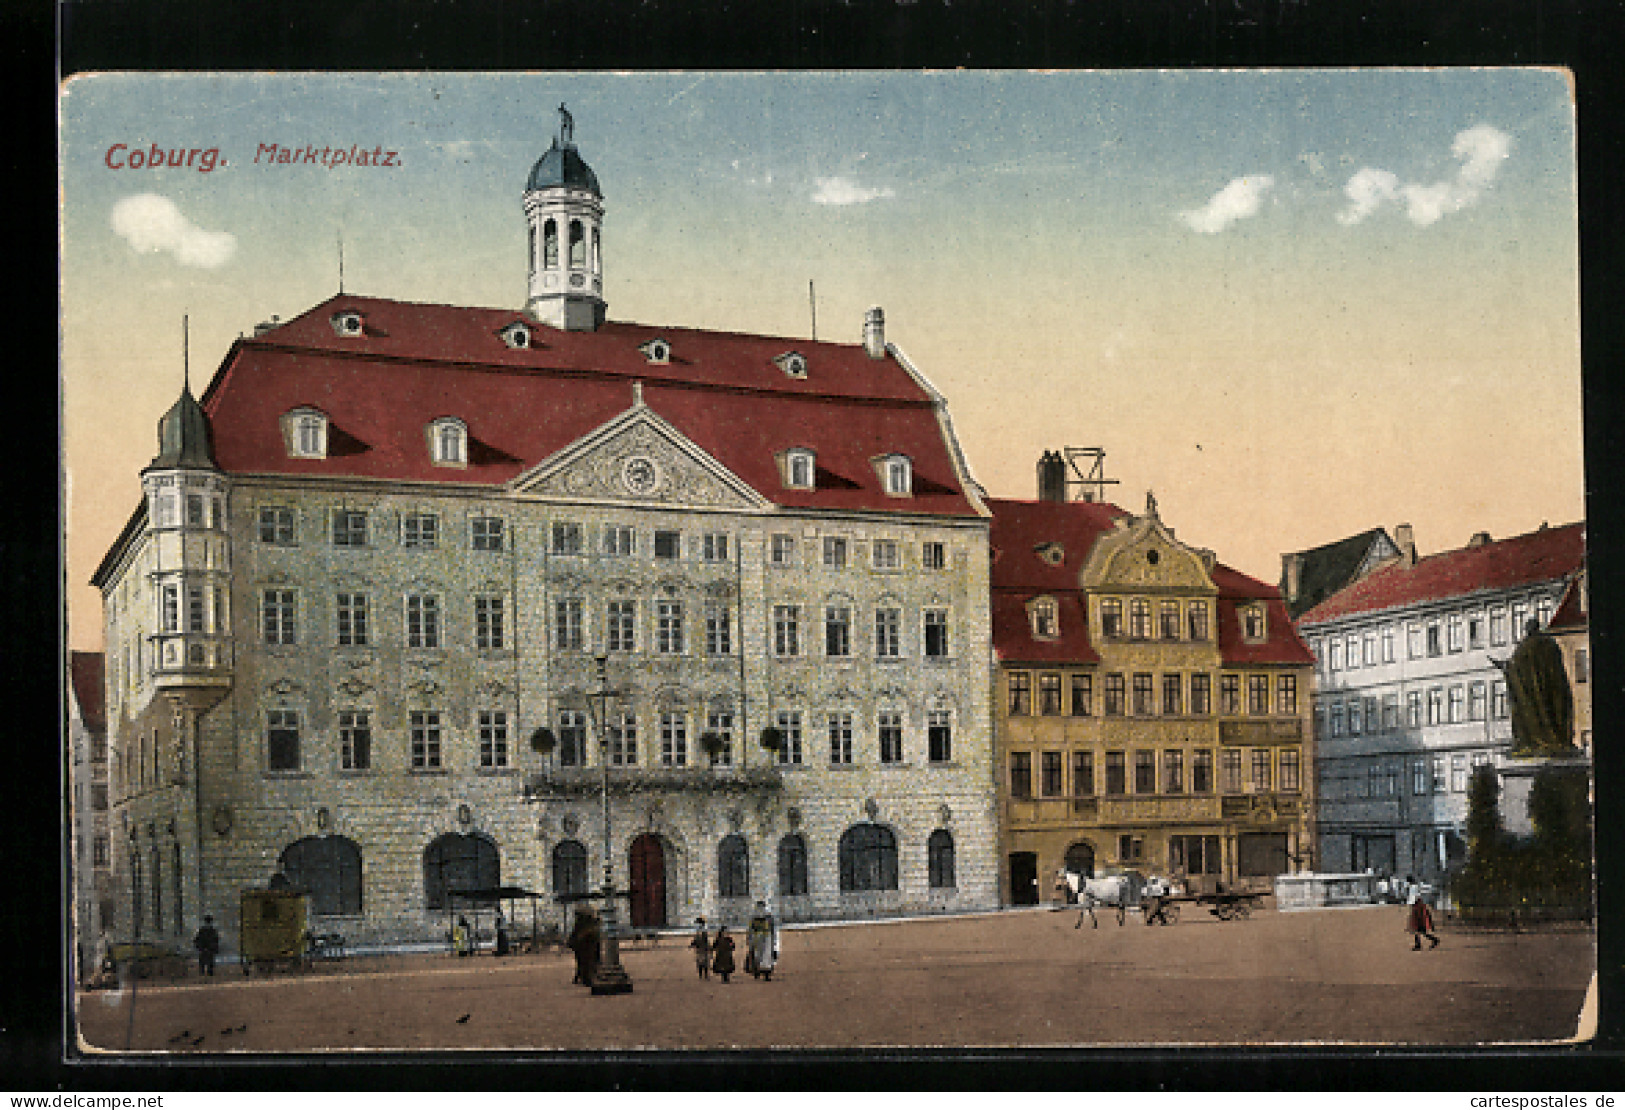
[510, 401, 770, 511]
[1079, 508, 1217, 594]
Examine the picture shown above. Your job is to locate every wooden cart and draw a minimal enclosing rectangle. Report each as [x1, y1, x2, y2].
[239, 889, 308, 974]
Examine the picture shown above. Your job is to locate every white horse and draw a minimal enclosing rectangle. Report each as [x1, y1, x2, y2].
[1066, 872, 1135, 929]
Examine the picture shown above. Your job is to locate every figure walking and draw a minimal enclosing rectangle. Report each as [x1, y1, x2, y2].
[568, 909, 601, 985]
[690, 917, 712, 980]
[453, 915, 473, 957]
[1407, 891, 1440, 950]
[193, 914, 220, 976]
[494, 912, 510, 957]
[711, 926, 736, 983]
[1143, 874, 1171, 926]
[747, 900, 779, 981]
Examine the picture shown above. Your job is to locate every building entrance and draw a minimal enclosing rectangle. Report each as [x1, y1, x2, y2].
[1063, 842, 1095, 878]
[1009, 851, 1039, 905]
[628, 834, 667, 927]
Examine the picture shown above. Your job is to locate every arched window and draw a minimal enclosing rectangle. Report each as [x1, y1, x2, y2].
[928, 830, 956, 889]
[543, 219, 559, 267]
[569, 220, 586, 267]
[423, 832, 500, 911]
[718, 834, 750, 898]
[1064, 841, 1096, 878]
[280, 835, 364, 916]
[838, 824, 898, 892]
[777, 834, 809, 897]
[552, 839, 589, 897]
[591, 227, 600, 271]
[428, 418, 467, 466]
[528, 224, 537, 272]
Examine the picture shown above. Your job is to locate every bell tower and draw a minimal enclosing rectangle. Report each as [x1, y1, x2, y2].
[524, 104, 607, 331]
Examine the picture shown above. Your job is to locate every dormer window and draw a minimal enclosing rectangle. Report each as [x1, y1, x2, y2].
[428, 418, 467, 467]
[639, 338, 672, 364]
[330, 310, 364, 338]
[1035, 542, 1065, 566]
[875, 454, 912, 497]
[1029, 596, 1060, 639]
[774, 351, 809, 380]
[1241, 604, 1268, 643]
[282, 407, 329, 459]
[498, 321, 532, 350]
[781, 448, 816, 491]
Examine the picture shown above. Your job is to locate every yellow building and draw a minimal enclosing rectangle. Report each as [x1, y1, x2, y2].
[990, 476, 1316, 904]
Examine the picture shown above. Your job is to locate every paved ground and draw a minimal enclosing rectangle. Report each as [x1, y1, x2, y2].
[75, 903, 1595, 1053]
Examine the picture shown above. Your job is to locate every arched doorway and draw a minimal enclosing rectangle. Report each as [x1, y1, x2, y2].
[1064, 841, 1096, 879]
[628, 834, 667, 928]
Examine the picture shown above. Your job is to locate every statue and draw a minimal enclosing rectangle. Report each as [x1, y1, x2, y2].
[1500, 620, 1575, 757]
[558, 103, 574, 145]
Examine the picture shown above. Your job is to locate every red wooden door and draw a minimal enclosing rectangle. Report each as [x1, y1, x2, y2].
[629, 835, 667, 927]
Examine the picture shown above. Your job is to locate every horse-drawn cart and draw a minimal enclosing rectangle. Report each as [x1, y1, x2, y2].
[239, 888, 308, 974]
[1195, 887, 1263, 920]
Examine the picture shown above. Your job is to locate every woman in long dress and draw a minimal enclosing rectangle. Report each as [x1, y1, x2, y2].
[711, 926, 736, 983]
[747, 901, 779, 980]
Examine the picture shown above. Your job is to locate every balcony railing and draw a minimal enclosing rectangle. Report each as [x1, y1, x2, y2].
[525, 763, 784, 798]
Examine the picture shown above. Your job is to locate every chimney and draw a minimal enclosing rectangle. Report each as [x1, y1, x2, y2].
[1394, 523, 1416, 567]
[863, 307, 886, 359]
[1281, 552, 1304, 605]
[1037, 450, 1067, 503]
[1467, 531, 1492, 549]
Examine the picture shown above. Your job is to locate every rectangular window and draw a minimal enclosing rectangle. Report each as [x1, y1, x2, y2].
[603, 524, 635, 557]
[1104, 673, 1126, 716]
[92, 837, 110, 868]
[183, 494, 204, 527]
[1344, 635, 1359, 671]
[475, 596, 506, 651]
[705, 710, 734, 766]
[557, 710, 587, 767]
[1039, 673, 1063, 715]
[1349, 698, 1364, 736]
[660, 713, 688, 767]
[1413, 758, 1428, 795]
[1427, 687, 1443, 726]
[878, 711, 903, 764]
[187, 585, 206, 633]
[1382, 626, 1396, 663]
[410, 711, 442, 769]
[1426, 622, 1442, 657]
[1068, 751, 1093, 797]
[551, 521, 584, 555]
[653, 529, 681, 559]
[1382, 694, 1400, 730]
[479, 710, 509, 768]
[1220, 749, 1244, 793]
[822, 536, 848, 568]
[259, 506, 295, 545]
[1190, 673, 1212, 716]
[1432, 755, 1447, 793]
[704, 603, 732, 656]
[1251, 749, 1272, 792]
[332, 510, 368, 547]
[554, 598, 584, 652]
[1008, 672, 1032, 716]
[1447, 614, 1465, 653]
[1104, 751, 1126, 796]
[1448, 685, 1466, 724]
[1331, 702, 1346, 737]
[1192, 750, 1214, 794]
[1329, 639, 1343, 671]
[262, 590, 296, 645]
[1163, 750, 1185, 794]
[871, 539, 900, 570]
[338, 710, 371, 771]
[1134, 750, 1156, 794]
[769, 533, 795, 565]
[1492, 680, 1508, 719]
[1010, 752, 1033, 799]
[402, 513, 438, 549]
[1467, 613, 1485, 649]
[922, 541, 946, 570]
[267, 709, 300, 772]
[1450, 754, 1467, 792]
[1132, 673, 1154, 716]
[609, 713, 638, 766]
[656, 600, 685, 654]
[701, 533, 729, 562]
[1160, 601, 1182, 640]
[828, 712, 853, 765]
[1407, 623, 1425, 659]
[1100, 599, 1123, 638]
[1220, 674, 1241, 715]
[1490, 608, 1509, 646]
[825, 605, 851, 658]
[1161, 674, 1183, 716]
[1247, 674, 1269, 715]
[91, 783, 109, 811]
[1129, 600, 1152, 639]
[1070, 673, 1092, 717]
[1576, 648, 1590, 683]
[1187, 602, 1209, 641]
[875, 608, 901, 659]
[775, 711, 803, 765]
[1407, 691, 1423, 728]
[607, 601, 636, 653]
[1119, 835, 1145, 863]
[928, 711, 952, 763]
[1277, 675, 1298, 715]
[773, 605, 800, 657]
[336, 593, 369, 647]
[471, 516, 505, 551]
[1041, 751, 1064, 796]
[406, 595, 440, 649]
[923, 609, 950, 657]
[1363, 633, 1378, 667]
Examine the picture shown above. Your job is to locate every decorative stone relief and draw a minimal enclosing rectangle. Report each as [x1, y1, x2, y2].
[265, 678, 303, 696]
[336, 675, 372, 697]
[406, 679, 442, 698]
[522, 418, 759, 509]
[475, 679, 510, 700]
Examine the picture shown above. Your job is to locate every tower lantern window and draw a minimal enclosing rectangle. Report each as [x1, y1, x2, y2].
[543, 219, 558, 268]
[570, 220, 586, 267]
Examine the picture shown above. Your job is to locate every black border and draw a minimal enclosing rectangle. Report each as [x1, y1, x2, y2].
[33, 0, 1625, 1092]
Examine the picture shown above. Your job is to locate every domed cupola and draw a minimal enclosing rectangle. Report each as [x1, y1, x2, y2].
[524, 103, 607, 332]
[146, 384, 217, 472]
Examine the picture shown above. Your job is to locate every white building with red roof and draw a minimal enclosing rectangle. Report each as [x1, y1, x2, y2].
[1294, 521, 1586, 886]
[91, 110, 998, 953]
[989, 458, 1316, 903]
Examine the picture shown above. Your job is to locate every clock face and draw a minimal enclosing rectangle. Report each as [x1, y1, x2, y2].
[622, 456, 659, 495]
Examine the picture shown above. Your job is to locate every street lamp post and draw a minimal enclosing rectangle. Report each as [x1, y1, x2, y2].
[587, 653, 633, 995]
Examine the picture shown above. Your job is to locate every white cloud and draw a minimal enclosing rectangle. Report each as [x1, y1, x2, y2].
[811, 176, 896, 206]
[1178, 175, 1274, 234]
[1337, 124, 1512, 227]
[110, 194, 236, 269]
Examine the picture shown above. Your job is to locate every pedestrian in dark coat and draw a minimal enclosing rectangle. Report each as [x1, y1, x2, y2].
[568, 910, 601, 985]
[193, 915, 220, 976]
[711, 926, 736, 983]
[690, 917, 711, 980]
[494, 913, 510, 957]
[1407, 893, 1439, 949]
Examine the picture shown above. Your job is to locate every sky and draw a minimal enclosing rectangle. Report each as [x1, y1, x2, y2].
[59, 70, 1584, 650]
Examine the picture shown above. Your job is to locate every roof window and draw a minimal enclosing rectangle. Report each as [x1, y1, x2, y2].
[428, 418, 467, 467]
[330, 310, 364, 338]
[781, 448, 816, 491]
[498, 321, 532, 350]
[774, 351, 809, 380]
[639, 338, 672, 364]
[282, 407, 329, 460]
[876, 454, 912, 497]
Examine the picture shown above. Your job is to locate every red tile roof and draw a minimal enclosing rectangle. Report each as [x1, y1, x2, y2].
[1548, 573, 1587, 632]
[1297, 522, 1585, 626]
[988, 498, 1313, 667]
[197, 295, 981, 517]
[69, 651, 104, 734]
